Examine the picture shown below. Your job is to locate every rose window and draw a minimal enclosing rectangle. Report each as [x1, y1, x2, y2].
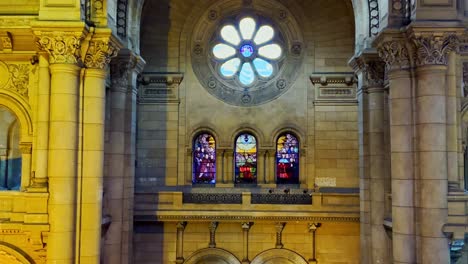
[212, 17, 283, 87]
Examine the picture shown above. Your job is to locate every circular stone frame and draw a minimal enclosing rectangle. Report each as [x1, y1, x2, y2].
[190, 0, 304, 106]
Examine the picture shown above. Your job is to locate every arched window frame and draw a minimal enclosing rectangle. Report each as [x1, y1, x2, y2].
[0, 106, 23, 191]
[234, 133, 258, 184]
[275, 132, 300, 184]
[192, 132, 217, 184]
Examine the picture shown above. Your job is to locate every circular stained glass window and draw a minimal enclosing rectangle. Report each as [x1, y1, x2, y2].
[212, 17, 283, 87]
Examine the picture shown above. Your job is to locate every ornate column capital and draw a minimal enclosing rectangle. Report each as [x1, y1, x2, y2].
[83, 33, 120, 70]
[377, 39, 411, 72]
[176, 221, 187, 230]
[350, 50, 385, 88]
[19, 142, 32, 154]
[35, 31, 86, 65]
[241, 222, 253, 230]
[409, 30, 460, 66]
[110, 50, 145, 89]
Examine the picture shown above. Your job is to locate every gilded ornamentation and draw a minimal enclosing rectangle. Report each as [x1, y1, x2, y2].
[377, 40, 410, 71]
[412, 33, 458, 66]
[84, 39, 119, 69]
[1, 32, 12, 50]
[36, 33, 84, 64]
[8, 64, 30, 98]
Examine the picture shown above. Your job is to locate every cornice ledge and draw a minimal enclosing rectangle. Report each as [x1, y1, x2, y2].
[310, 73, 355, 86]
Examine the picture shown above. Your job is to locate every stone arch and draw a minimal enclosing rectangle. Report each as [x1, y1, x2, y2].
[190, 126, 220, 149]
[250, 248, 308, 264]
[351, 0, 371, 53]
[271, 126, 305, 149]
[0, 91, 33, 142]
[0, 242, 34, 264]
[231, 126, 264, 148]
[184, 248, 242, 264]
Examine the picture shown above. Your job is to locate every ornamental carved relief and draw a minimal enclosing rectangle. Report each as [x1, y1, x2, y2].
[110, 55, 137, 88]
[412, 33, 458, 66]
[84, 39, 119, 69]
[0, 61, 30, 99]
[0, 251, 23, 264]
[463, 62, 468, 97]
[8, 64, 30, 98]
[377, 40, 410, 71]
[36, 32, 84, 64]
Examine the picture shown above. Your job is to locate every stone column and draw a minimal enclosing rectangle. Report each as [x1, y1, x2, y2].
[351, 51, 388, 264]
[377, 35, 416, 264]
[30, 53, 50, 190]
[447, 51, 460, 191]
[350, 55, 371, 264]
[36, 30, 84, 264]
[257, 150, 266, 184]
[103, 50, 144, 264]
[19, 142, 32, 189]
[176, 222, 187, 264]
[241, 222, 252, 264]
[411, 31, 459, 264]
[80, 34, 118, 263]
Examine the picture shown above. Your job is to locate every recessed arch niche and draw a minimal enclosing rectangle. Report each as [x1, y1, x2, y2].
[184, 248, 242, 264]
[250, 248, 308, 264]
[0, 243, 33, 264]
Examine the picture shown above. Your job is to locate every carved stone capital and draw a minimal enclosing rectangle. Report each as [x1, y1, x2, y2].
[377, 40, 411, 71]
[176, 221, 187, 231]
[241, 222, 253, 230]
[350, 51, 385, 87]
[36, 31, 85, 64]
[84, 38, 119, 69]
[411, 32, 459, 66]
[19, 142, 32, 154]
[110, 50, 144, 88]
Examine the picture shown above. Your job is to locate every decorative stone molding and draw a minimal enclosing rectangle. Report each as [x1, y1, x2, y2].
[184, 248, 242, 264]
[275, 222, 286, 248]
[0, 17, 33, 27]
[411, 32, 458, 66]
[84, 38, 119, 69]
[377, 39, 411, 71]
[154, 215, 360, 222]
[368, 0, 380, 37]
[182, 193, 242, 204]
[19, 142, 32, 154]
[110, 52, 138, 88]
[350, 52, 385, 88]
[250, 248, 308, 264]
[0, 61, 30, 99]
[0, 244, 33, 264]
[116, 0, 128, 38]
[138, 73, 183, 104]
[0, 31, 12, 52]
[463, 62, 468, 97]
[0, 251, 23, 264]
[251, 193, 312, 205]
[36, 31, 85, 64]
[208, 221, 219, 248]
[310, 73, 357, 103]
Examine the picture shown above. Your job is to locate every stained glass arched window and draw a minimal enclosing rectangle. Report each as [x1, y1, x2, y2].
[276, 133, 299, 184]
[235, 133, 257, 184]
[193, 133, 216, 184]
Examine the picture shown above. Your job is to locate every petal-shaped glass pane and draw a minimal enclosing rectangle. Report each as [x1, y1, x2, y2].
[253, 58, 273, 78]
[239, 63, 255, 86]
[221, 25, 241, 45]
[212, 44, 236, 59]
[254, 25, 274, 45]
[220, 58, 241, 77]
[258, 44, 282, 60]
[239, 17, 256, 40]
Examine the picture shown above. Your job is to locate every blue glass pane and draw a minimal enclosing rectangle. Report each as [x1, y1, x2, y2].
[220, 58, 241, 77]
[239, 63, 255, 86]
[193, 133, 216, 184]
[253, 58, 273, 78]
[240, 44, 254, 58]
[235, 133, 257, 184]
[213, 44, 236, 59]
